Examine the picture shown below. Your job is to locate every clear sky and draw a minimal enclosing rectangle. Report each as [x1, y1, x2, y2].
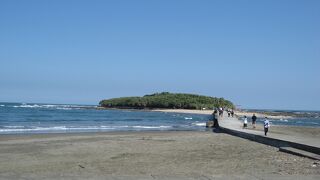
[0, 0, 319, 110]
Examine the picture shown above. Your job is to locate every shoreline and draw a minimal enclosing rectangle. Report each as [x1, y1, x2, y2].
[150, 108, 214, 115]
[0, 130, 202, 139]
[97, 107, 295, 119]
[95, 107, 214, 115]
[99, 107, 301, 121]
[0, 124, 319, 139]
[152, 109, 296, 119]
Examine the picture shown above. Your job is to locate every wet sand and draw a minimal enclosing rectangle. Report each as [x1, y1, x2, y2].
[0, 131, 319, 179]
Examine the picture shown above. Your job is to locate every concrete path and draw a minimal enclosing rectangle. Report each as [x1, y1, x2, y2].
[218, 112, 320, 158]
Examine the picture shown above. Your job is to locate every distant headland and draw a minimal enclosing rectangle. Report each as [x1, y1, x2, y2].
[99, 92, 235, 110]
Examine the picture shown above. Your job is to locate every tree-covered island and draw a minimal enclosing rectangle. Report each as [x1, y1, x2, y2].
[99, 92, 234, 110]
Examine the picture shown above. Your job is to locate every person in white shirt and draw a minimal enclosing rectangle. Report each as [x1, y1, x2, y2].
[243, 116, 248, 128]
[264, 117, 270, 136]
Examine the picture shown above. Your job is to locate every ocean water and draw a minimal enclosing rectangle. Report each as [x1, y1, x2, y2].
[255, 117, 320, 127]
[0, 102, 210, 134]
[1, 102, 319, 134]
[243, 109, 320, 127]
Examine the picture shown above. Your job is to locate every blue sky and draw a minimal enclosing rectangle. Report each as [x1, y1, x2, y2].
[0, 0, 319, 110]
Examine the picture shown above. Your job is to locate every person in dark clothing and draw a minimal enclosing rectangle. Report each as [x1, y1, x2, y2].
[213, 110, 219, 128]
[252, 114, 257, 128]
[218, 108, 223, 117]
[264, 117, 270, 136]
[231, 110, 234, 117]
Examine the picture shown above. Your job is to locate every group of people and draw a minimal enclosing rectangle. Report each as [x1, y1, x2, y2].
[215, 108, 235, 118]
[212, 108, 271, 136]
[243, 114, 270, 136]
[227, 109, 234, 117]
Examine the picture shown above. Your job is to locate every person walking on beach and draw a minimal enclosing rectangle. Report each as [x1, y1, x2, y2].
[213, 109, 219, 128]
[243, 116, 248, 128]
[264, 117, 270, 136]
[219, 107, 223, 117]
[231, 110, 234, 117]
[252, 114, 257, 129]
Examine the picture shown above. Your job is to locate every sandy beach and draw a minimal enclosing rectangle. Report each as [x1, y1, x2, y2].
[151, 109, 214, 115]
[150, 109, 293, 119]
[0, 131, 319, 179]
[0, 108, 319, 179]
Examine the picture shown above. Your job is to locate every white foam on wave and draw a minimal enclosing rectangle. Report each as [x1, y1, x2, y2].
[0, 126, 117, 132]
[3, 126, 25, 128]
[184, 117, 193, 120]
[56, 107, 73, 110]
[132, 126, 171, 129]
[0, 125, 173, 133]
[14, 104, 41, 108]
[101, 125, 130, 128]
[0, 105, 5, 107]
[192, 122, 206, 126]
[12, 103, 91, 110]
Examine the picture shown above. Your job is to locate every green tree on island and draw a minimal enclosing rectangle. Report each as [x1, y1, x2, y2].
[99, 92, 234, 110]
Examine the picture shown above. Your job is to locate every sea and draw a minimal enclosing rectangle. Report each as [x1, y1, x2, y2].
[0, 102, 210, 134]
[243, 109, 320, 127]
[0, 102, 319, 134]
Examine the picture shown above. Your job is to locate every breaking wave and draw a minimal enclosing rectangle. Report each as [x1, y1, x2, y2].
[12, 103, 94, 110]
[0, 125, 173, 133]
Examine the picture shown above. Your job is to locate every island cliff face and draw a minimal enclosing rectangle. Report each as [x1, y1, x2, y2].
[99, 92, 234, 110]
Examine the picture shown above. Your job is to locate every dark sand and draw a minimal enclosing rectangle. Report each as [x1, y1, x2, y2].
[0, 130, 319, 179]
